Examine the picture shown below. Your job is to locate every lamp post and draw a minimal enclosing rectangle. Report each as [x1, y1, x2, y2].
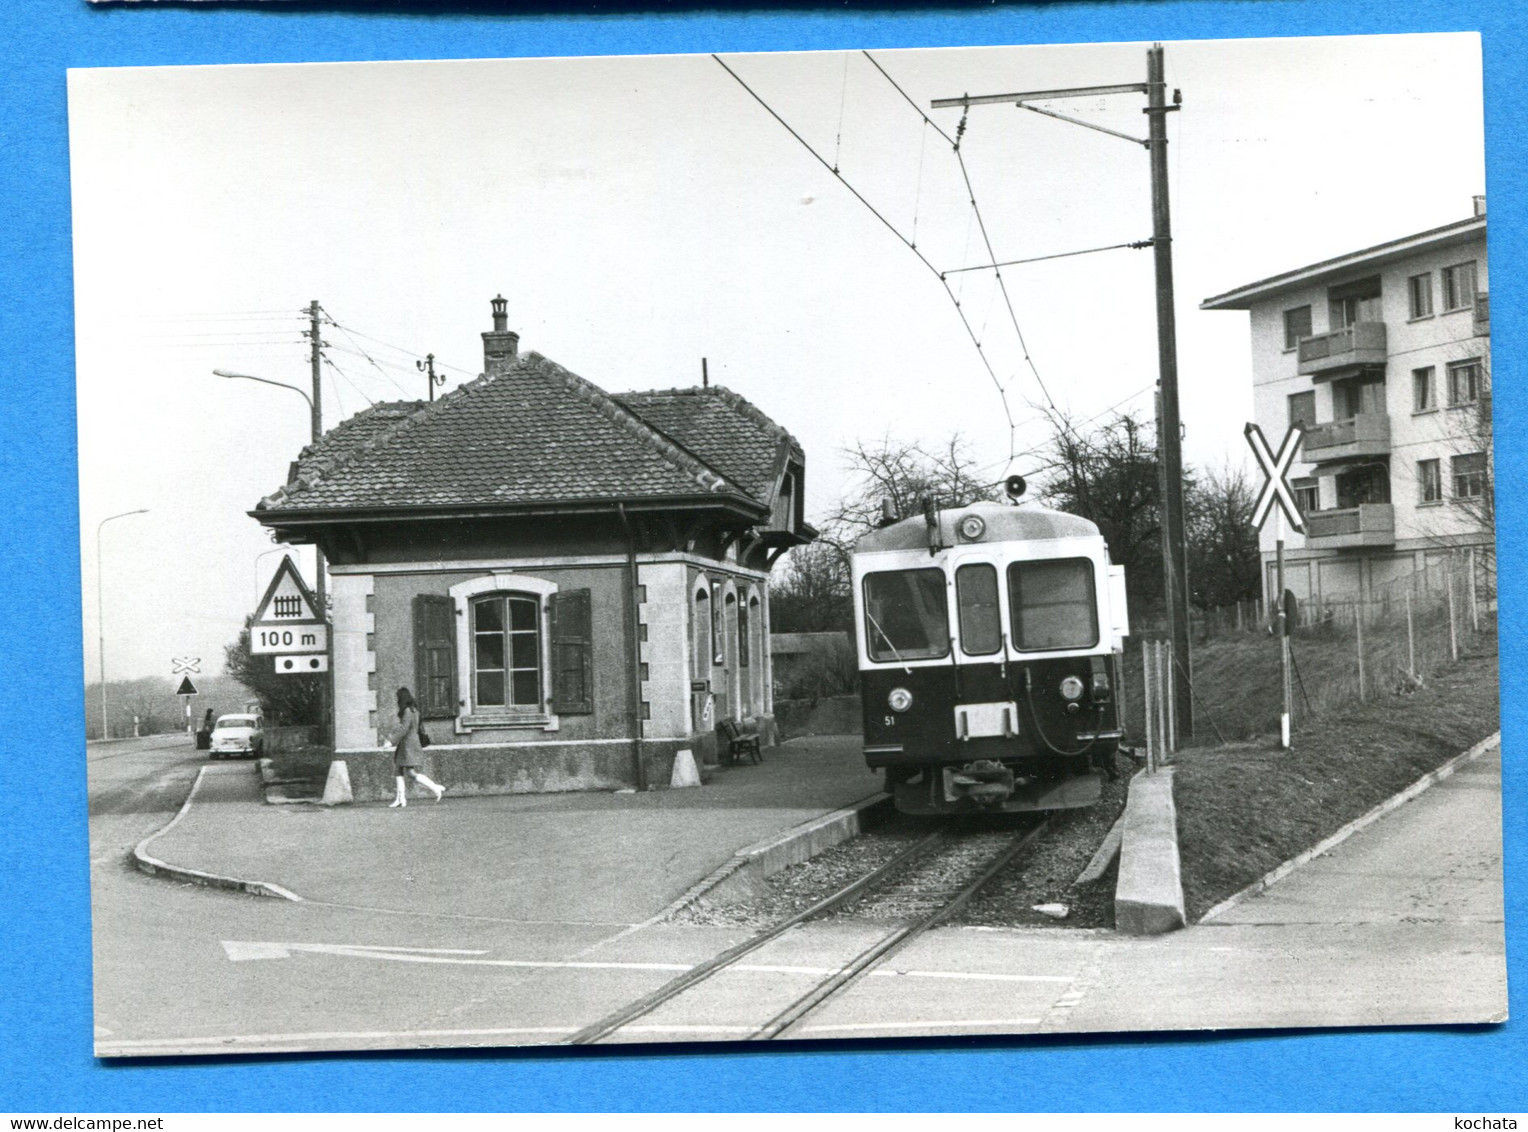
[97, 508, 148, 741]
[213, 368, 324, 612]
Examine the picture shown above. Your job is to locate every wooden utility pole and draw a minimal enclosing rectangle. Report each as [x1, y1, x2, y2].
[307, 300, 327, 613]
[932, 43, 1193, 738]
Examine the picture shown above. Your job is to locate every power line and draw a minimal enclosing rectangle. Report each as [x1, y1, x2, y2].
[318, 307, 415, 399]
[327, 323, 475, 378]
[320, 351, 377, 411]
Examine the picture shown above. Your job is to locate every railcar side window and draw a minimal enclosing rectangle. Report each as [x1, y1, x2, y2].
[1008, 559, 1098, 651]
[955, 563, 1001, 655]
[863, 569, 950, 662]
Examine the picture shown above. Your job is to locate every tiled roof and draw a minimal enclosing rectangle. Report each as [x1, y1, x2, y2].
[614, 386, 802, 507]
[259, 353, 763, 514]
[288, 400, 424, 483]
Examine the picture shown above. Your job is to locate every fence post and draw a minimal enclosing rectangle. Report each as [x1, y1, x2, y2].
[1468, 547, 1479, 632]
[1406, 589, 1416, 676]
[1142, 640, 1157, 774]
[1447, 557, 1459, 661]
[1165, 640, 1177, 757]
[1355, 600, 1366, 703]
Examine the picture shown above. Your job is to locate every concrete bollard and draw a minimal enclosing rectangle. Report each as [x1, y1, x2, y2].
[319, 760, 354, 806]
[1114, 768, 1186, 935]
[670, 749, 701, 788]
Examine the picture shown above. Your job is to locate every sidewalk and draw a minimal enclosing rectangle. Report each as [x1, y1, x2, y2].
[1060, 741, 1507, 1032]
[142, 734, 883, 925]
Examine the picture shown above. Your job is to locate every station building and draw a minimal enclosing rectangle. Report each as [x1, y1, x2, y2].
[253, 297, 814, 796]
[1201, 200, 1491, 608]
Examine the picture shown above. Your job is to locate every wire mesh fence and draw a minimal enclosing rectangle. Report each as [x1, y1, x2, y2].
[1120, 547, 1495, 747]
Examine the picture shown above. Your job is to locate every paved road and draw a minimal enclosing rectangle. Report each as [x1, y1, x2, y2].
[87, 740, 1506, 1056]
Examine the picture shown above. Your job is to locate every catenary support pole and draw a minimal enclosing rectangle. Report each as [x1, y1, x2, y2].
[1146, 44, 1193, 741]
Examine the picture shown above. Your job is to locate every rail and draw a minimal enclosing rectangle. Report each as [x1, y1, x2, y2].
[565, 820, 1048, 1044]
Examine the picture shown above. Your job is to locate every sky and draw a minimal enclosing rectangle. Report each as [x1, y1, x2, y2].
[67, 32, 1486, 684]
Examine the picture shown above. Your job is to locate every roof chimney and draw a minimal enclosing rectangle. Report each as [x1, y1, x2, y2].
[1473, 195, 1487, 218]
[482, 293, 520, 375]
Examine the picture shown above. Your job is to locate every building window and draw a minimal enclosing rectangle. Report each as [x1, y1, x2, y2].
[1287, 391, 1316, 432]
[1407, 273, 1434, 319]
[1447, 358, 1482, 406]
[1292, 477, 1318, 517]
[1418, 459, 1442, 504]
[1283, 305, 1312, 350]
[1328, 276, 1382, 328]
[711, 583, 725, 664]
[1452, 452, 1487, 499]
[471, 593, 542, 709]
[1412, 367, 1437, 412]
[737, 597, 749, 668]
[692, 587, 710, 680]
[1441, 261, 1477, 312]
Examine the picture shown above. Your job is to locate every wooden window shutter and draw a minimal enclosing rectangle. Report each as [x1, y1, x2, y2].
[549, 588, 594, 714]
[412, 594, 458, 719]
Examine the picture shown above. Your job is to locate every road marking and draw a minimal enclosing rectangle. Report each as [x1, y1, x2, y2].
[221, 940, 692, 973]
[800, 1018, 1043, 1033]
[97, 1026, 576, 1055]
[220, 940, 1074, 984]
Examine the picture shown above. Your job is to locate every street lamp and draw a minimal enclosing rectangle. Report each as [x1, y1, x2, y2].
[97, 508, 148, 741]
[213, 369, 313, 412]
[212, 366, 325, 610]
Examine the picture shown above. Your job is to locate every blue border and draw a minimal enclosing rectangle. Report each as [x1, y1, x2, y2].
[1, 0, 1522, 1112]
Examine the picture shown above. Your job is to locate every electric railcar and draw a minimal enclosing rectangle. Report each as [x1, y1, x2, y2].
[852, 491, 1130, 815]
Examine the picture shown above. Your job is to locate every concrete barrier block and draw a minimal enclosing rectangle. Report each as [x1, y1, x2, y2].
[1114, 768, 1186, 935]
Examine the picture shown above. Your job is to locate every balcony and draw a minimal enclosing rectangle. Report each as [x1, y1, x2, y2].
[1301, 412, 1391, 465]
[1297, 322, 1388, 378]
[1304, 503, 1395, 550]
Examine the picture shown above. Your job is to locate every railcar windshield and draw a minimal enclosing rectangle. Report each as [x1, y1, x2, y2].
[862, 568, 950, 662]
[1008, 558, 1099, 651]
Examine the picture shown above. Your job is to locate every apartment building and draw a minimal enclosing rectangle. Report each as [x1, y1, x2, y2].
[1201, 200, 1490, 608]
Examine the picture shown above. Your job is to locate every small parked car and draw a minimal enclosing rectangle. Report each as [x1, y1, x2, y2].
[209, 713, 265, 759]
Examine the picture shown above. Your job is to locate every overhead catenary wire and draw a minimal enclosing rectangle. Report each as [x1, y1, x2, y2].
[864, 52, 1151, 459]
[713, 53, 1017, 462]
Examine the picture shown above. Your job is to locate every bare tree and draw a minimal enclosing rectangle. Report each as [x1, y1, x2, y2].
[829, 433, 1000, 538]
[1185, 463, 1261, 610]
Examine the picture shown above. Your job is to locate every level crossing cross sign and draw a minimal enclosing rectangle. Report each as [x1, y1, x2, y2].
[1244, 422, 1305, 535]
[171, 656, 201, 675]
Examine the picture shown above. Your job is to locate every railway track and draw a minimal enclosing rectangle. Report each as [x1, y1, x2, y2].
[566, 817, 1050, 1044]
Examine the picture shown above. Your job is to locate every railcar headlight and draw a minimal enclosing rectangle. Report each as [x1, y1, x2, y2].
[1059, 676, 1085, 701]
[888, 687, 914, 712]
[1091, 672, 1111, 700]
[957, 514, 986, 541]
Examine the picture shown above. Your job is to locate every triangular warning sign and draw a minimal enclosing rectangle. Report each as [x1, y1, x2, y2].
[252, 555, 324, 625]
[176, 675, 198, 696]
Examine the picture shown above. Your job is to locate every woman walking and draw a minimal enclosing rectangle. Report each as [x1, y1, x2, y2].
[386, 686, 445, 807]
